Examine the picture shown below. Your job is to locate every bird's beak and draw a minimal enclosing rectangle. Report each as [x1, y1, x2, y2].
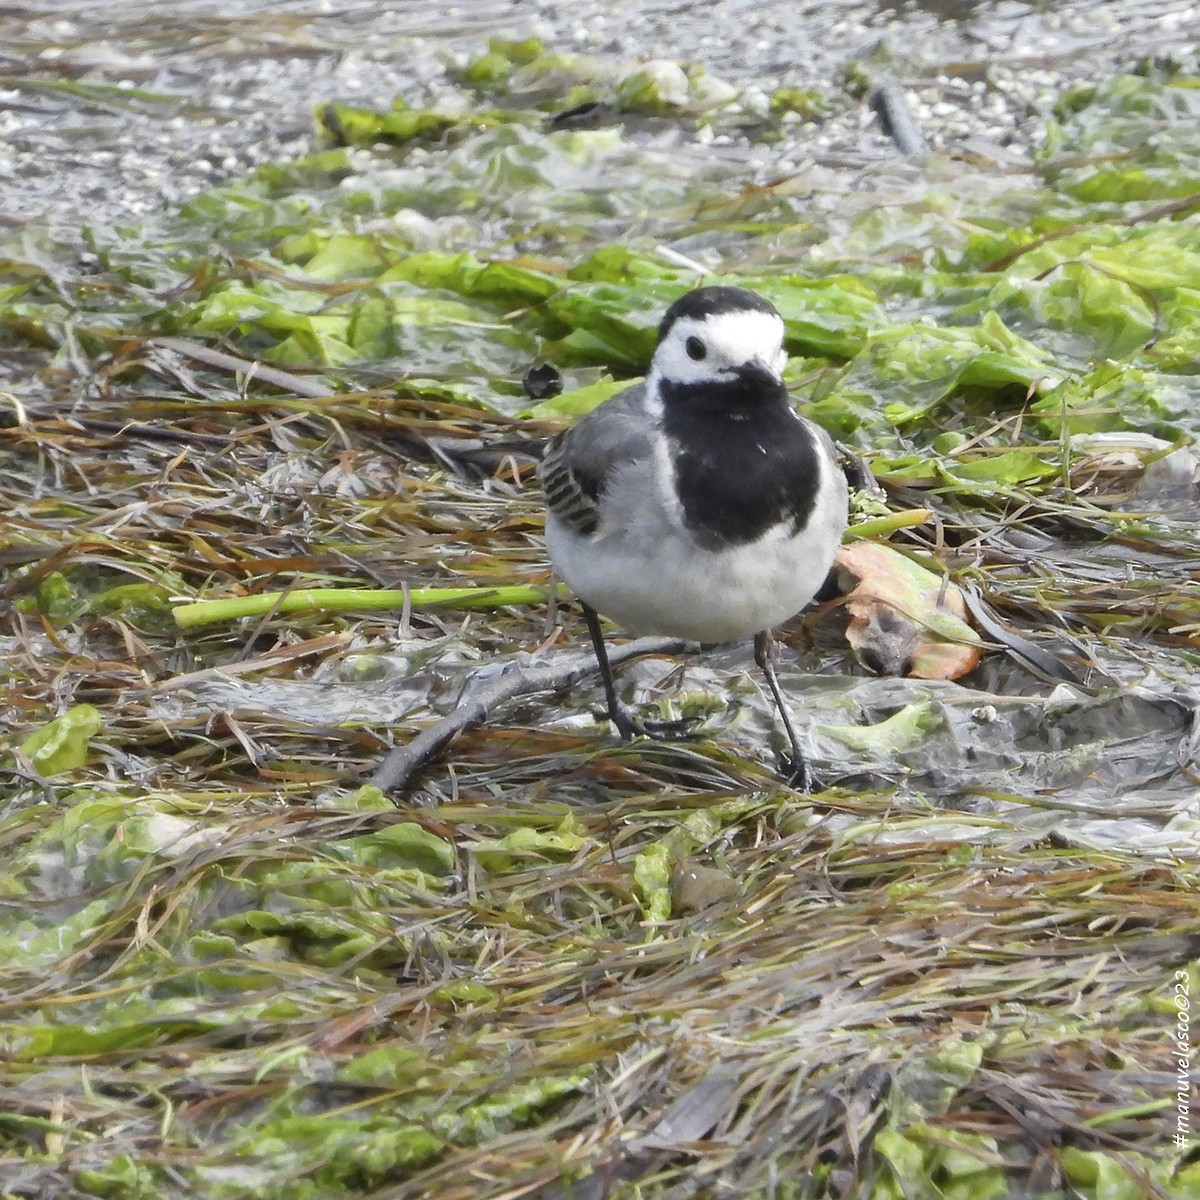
[729, 358, 784, 389]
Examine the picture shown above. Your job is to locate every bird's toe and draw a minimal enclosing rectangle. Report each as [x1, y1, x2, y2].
[603, 704, 702, 743]
[779, 752, 818, 793]
[640, 712, 705, 740]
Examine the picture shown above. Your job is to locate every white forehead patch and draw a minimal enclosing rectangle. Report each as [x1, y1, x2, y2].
[650, 308, 787, 386]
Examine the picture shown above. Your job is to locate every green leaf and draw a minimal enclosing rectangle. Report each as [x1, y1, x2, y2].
[440, 1071, 592, 1141]
[819, 314, 1054, 442]
[379, 251, 560, 306]
[342, 822, 456, 875]
[1030, 362, 1200, 439]
[486, 37, 545, 67]
[545, 281, 672, 366]
[432, 979, 496, 1006]
[1060, 1147, 1147, 1200]
[461, 51, 516, 90]
[526, 373, 629, 418]
[821, 703, 942, 755]
[633, 841, 672, 922]
[334, 785, 396, 813]
[337, 1044, 431, 1086]
[1050, 77, 1200, 202]
[317, 100, 466, 146]
[86, 581, 175, 626]
[18, 570, 80, 621]
[244, 1115, 441, 1183]
[943, 448, 1059, 484]
[17, 704, 102, 775]
[615, 60, 692, 112]
[472, 817, 588, 871]
[292, 232, 399, 280]
[874, 1127, 925, 1187]
[75, 1154, 162, 1199]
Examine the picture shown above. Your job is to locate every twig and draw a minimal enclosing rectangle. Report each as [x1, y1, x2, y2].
[58, 416, 233, 446]
[656, 246, 712, 276]
[370, 637, 688, 794]
[148, 336, 332, 398]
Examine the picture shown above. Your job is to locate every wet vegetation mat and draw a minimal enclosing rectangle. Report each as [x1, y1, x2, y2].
[2, 39, 1199, 1200]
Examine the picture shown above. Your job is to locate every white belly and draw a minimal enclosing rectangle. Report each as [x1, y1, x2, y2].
[546, 473, 845, 643]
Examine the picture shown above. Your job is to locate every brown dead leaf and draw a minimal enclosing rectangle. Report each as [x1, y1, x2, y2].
[835, 542, 983, 680]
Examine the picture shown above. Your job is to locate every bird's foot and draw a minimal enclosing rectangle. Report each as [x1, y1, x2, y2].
[604, 704, 704, 743]
[778, 751, 819, 793]
[641, 713, 705, 740]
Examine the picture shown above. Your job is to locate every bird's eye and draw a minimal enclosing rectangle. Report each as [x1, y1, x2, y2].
[685, 336, 706, 361]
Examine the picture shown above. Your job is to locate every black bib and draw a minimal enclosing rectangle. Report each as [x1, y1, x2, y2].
[660, 377, 821, 550]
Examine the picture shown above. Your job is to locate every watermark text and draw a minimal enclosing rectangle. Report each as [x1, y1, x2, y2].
[1173, 969, 1192, 1148]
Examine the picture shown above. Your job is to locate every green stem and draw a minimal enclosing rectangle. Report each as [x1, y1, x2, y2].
[845, 508, 932, 540]
[173, 584, 566, 630]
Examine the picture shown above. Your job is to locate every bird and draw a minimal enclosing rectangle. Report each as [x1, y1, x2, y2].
[538, 284, 849, 790]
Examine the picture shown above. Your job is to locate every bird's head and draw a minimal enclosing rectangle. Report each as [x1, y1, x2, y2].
[648, 286, 787, 394]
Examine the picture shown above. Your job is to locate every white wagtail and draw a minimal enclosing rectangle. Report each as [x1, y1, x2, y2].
[539, 285, 849, 789]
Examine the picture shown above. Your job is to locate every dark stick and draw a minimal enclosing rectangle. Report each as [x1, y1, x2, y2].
[370, 635, 687, 794]
[868, 82, 927, 156]
[754, 629, 813, 792]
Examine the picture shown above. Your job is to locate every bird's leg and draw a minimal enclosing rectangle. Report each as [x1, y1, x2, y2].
[581, 602, 635, 739]
[580, 602, 700, 741]
[754, 629, 815, 791]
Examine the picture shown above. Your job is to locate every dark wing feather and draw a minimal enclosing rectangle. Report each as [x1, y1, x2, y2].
[537, 384, 652, 537]
[539, 434, 602, 534]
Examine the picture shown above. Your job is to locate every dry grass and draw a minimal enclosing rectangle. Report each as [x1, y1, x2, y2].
[2, 360, 1197, 1198]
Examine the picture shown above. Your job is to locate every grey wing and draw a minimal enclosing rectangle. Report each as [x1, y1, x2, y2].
[538, 383, 654, 537]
